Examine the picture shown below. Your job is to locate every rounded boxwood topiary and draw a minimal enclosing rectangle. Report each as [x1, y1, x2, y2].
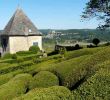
[0, 73, 33, 100]
[14, 86, 73, 100]
[12, 54, 17, 59]
[29, 46, 40, 54]
[30, 71, 59, 89]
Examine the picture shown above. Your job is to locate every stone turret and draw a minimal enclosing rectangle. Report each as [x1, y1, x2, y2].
[1, 8, 42, 55]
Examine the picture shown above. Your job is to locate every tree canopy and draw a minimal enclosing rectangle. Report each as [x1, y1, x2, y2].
[82, 0, 110, 29]
[92, 38, 100, 46]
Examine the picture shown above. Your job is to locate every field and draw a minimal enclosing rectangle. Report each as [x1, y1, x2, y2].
[0, 46, 109, 100]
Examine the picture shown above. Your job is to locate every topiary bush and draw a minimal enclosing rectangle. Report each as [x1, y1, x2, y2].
[2, 53, 12, 59]
[0, 73, 14, 86]
[17, 57, 24, 63]
[65, 47, 103, 60]
[73, 68, 110, 100]
[12, 54, 17, 59]
[16, 51, 34, 56]
[29, 46, 40, 54]
[51, 55, 89, 86]
[14, 86, 73, 100]
[30, 71, 59, 89]
[0, 73, 33, 100]
[64, 47, 110, 89]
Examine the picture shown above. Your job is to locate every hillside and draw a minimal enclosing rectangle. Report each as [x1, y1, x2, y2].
[0, 46, 109, 99]
[41, 29, 110, 43]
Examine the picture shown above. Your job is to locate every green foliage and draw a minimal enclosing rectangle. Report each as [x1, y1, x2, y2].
[29, 46, 40, 53]
[2, 53, 12, 59]
[65, 47, 103, 60]
[0, 46, 110, 99]
[73, 67, 110, 100]
[82, 0, 110, 29]
[64, 47, 110, 89]
[14, 86, 73, 100]
[92, 38, 100, 46]
[16, 57, 24, 63]
[16, 51, 34, 56]
[0, 74, 32, 100]
[12, 54, 17, 59]
[0, 60, 34, 75]
[30, 71, 59, 89]
[0, 73, 14, 86]
[52, 55, 89, 86]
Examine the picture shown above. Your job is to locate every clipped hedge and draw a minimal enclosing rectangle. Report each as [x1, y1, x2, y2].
[73, 68, 110, 100]
[52, 55, 89, 85]
[14, 86, 73, 100]
[64, 47, 110, 89]
[0, 70, 23, 86]
[34, 55, 89, 85]
[0, 60, 35, 75]
[0, 73, 32, 100]
[65, 47, 104, 60]
[16, 51, 34, 56]
[2, 53, 12, 59]
[0, 73, 14, 86]
[30, 71, 59, 89]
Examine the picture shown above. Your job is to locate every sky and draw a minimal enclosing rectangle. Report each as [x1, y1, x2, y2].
[0, 0, 99, 29]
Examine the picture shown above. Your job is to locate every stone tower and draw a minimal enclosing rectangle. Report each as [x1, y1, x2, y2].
[1, 8, 42, 55]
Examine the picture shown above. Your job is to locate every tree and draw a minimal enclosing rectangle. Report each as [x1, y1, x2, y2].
[92, 38, 100, 46]
[82, 0, 110, 29]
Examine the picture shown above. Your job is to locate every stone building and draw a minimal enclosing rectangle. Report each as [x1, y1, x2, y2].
[0, 8, 42, 55]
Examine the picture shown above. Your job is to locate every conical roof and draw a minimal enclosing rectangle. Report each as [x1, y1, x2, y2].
[3, 8, 42, 36]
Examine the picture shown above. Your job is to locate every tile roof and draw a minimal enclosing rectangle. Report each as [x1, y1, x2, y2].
[3, 8, 42, 36]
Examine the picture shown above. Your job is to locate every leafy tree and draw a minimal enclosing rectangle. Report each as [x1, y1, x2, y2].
[82, 0, 110, 29]
[75, 44, 80, 49]
[92, 38, 100, 46]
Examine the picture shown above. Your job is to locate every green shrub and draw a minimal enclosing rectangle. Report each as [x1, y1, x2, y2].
[65, 47, 103, 60]
[0, 61, 34, 75]
[12, 54, 17, 59]
[16, 51, 34, 56]
[92, 38, 100, 46]
[0, 73, 32, 100]
[29, 46, 40, 53]
[51, 55, 89, 85]
[30, 71, 59, 89]
[64, 47, 110, 89]
[0, 73, 14, 86]
[73, 68, 110, 100]
[14, 86, 73, 100]
[2, 53, 12, 59]
[17, 57, 24, 63]
[0, 70, 23, 86]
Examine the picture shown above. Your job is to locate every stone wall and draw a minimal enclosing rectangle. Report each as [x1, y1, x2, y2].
[9, 36, 42, 54]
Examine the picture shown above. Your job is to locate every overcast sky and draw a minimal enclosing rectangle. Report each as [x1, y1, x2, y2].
[0, 0, 99, 29]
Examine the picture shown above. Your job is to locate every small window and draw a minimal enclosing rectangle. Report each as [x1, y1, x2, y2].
[33, 42, 38, 46]
[29, 29, 32, 33]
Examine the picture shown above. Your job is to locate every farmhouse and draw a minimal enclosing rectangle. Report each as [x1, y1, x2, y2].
[0, 8, 42, 55]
